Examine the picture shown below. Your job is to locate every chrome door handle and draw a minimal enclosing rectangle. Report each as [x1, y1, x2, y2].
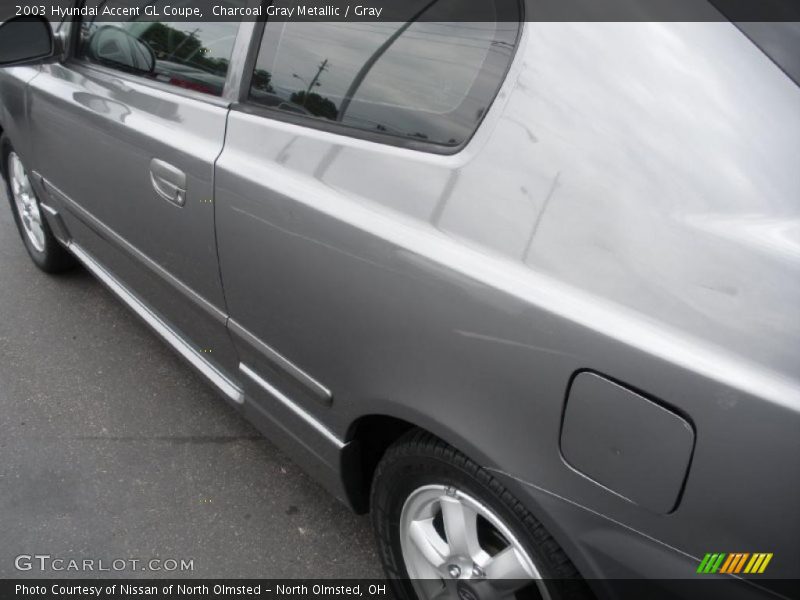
[149, 158, 187, 207]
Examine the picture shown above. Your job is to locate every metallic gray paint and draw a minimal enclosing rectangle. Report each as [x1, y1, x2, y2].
[230, 318, 333, 407]
[1, 17, 798, 593]
[26, 59, 241, 378]
[560, 371, 695, 514]
[69, 240, 244, 404]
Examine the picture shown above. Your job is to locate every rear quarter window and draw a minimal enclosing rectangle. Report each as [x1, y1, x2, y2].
[247, 0, 521, 150]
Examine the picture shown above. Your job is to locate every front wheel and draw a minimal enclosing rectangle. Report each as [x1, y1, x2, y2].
[2, 136, 75, 273]
[370, 430, 591, 600]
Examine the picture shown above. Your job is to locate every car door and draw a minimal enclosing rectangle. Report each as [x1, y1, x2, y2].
[26, 2, 245, 386]
[213, 2, 520, 487]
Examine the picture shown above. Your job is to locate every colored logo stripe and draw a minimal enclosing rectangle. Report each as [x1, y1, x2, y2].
[720, 553, 749, 574]
[697, 554, 713, 573]
[744, 553, 774, 574]
[719, 554, 736, 573]
[698, 552, 773, 574]
[697, 553, 726, 573]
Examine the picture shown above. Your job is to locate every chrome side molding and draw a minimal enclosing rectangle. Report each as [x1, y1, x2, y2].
[239, 362, 345, 450]
[229, 319, 333, 407]
[38, 201, 71, 245]
[46, 177, 227, 326]
[68, 242, 245, 405]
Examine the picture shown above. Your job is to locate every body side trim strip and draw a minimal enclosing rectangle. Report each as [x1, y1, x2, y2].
[68, 242, 245, 405]
[38, 201, 71, 244]
[43, 178, 227, 326]
[239, 362, 344, 449]
[229, 319, 333, 406]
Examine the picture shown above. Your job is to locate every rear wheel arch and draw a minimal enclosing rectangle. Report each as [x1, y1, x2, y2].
[344, 414, 416, 513]
[343, 411, 598, 584]
[344, 412, 527, 515]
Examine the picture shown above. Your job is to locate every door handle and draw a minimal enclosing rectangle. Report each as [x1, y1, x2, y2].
[150, 158, 187, 207]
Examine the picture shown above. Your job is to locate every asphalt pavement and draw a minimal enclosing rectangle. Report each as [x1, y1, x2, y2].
[0, 184, 381, 579]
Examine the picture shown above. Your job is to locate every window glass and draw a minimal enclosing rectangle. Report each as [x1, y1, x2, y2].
[77, 0, 244, 97]
[249, 0, 520, 147]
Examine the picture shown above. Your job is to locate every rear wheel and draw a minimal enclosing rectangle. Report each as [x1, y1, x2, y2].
[371, 430, 591, 600]
[2, 137, 75, 273]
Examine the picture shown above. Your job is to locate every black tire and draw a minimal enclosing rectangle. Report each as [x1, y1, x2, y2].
[1, 135, 75, 273]
[370, 430, 592, 600]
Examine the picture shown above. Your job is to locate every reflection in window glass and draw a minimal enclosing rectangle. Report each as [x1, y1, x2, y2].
[77, 1, 244, 96]
[249, 0, 520, 147]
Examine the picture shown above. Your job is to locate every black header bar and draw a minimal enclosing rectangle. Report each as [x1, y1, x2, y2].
[3, 0, 800, 23]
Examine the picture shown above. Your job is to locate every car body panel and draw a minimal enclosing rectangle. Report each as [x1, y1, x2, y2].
[0, 65, 41, 164]
[214, 21, 799, 584]
[23, 59, 240, 378]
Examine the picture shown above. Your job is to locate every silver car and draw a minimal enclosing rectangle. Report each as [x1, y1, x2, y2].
[1, 5, 798, 599]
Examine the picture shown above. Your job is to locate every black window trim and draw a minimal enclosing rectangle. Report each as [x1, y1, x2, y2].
[235, 2, 524, 156]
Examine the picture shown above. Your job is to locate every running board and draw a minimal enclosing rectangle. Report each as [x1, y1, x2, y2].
[67, 242, 245, 405]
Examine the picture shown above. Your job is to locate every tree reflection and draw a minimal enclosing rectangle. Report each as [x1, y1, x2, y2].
[80, 19, 238, 97]
[246, 1, 518, 146]
[140, 24, 230, 76]
[290, 91, 338, 120]
[252, 69, 275, 94]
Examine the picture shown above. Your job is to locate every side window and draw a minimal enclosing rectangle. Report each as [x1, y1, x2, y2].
[248, 0, 520, 148]
[76, 1, 244, 97]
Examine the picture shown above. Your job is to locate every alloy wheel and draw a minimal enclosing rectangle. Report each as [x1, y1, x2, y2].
[8, 151, 45, 252]
[400, 484, 552, 600]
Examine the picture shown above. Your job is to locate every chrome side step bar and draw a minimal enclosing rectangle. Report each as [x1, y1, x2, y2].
[68, 242, 245, 405]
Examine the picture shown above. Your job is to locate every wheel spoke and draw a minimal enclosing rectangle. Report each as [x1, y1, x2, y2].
[440, 495, 482, 560]
[8, 153, 47, 253]
[485, 546, 532, 581]
[12, 162, 23, 192]
[30, 220, 45, 248]
[409, 518, 449, 569]
[401, 484, 546, 600]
